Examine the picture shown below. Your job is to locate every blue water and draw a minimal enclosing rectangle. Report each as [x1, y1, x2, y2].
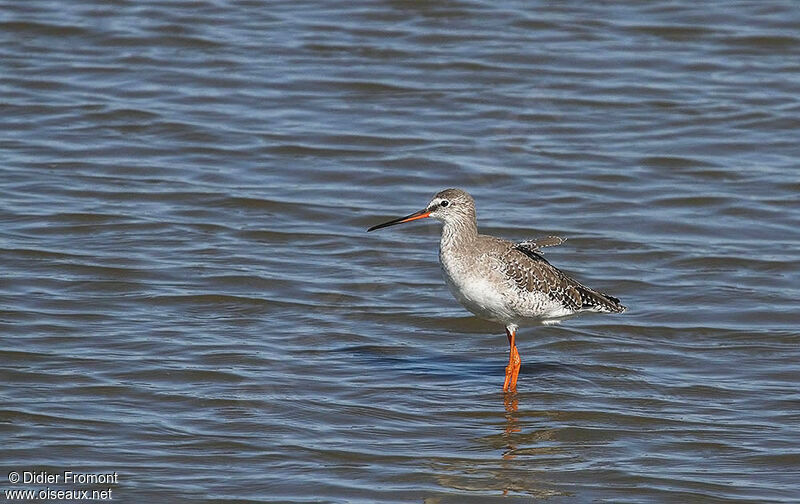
[2, 1, 799, 502]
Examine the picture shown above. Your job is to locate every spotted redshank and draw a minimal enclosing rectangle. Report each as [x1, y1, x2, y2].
[367, 188, 626, 392]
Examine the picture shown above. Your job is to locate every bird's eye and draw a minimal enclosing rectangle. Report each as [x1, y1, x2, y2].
[440, 200, 450, 207]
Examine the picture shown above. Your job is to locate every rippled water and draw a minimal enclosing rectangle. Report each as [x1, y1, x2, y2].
[2, 1, 800, 502]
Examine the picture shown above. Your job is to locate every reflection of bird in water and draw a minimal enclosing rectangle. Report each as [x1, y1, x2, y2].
[368, 188, 626, 391]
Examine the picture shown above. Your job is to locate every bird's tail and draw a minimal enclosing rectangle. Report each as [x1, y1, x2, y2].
[577, 286, 626, 313]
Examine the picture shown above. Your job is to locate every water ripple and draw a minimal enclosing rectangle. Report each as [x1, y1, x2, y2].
[2, 0, 800, 502]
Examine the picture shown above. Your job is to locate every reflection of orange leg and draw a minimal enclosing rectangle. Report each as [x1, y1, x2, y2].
[502, 385, 520, 461]
[503, 327, 521, 392]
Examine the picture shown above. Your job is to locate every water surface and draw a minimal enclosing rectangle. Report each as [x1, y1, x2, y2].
[2, 1, 799, 502]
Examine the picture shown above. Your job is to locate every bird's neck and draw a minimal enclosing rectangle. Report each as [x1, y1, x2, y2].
[440, 216, 478, 253]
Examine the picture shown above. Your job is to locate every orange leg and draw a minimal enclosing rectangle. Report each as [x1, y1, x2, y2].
[503, 327, 521, 392]
[509, 345, 521, 390]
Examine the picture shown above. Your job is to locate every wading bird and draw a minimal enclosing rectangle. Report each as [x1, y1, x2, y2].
[367, 188, 625, 392]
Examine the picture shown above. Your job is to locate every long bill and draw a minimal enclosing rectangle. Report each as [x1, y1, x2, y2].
[367, 208, 431, 232]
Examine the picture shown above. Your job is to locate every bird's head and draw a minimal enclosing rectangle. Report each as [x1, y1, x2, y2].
[367, 188, 475, 232]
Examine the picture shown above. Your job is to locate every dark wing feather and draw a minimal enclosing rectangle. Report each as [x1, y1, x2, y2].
[515, 235, 565, 254]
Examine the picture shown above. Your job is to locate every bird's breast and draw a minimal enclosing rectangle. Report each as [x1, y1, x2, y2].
[439, 247, 511, 323]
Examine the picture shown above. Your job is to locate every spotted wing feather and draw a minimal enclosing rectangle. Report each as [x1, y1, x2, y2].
[504, 244, 625, 314]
